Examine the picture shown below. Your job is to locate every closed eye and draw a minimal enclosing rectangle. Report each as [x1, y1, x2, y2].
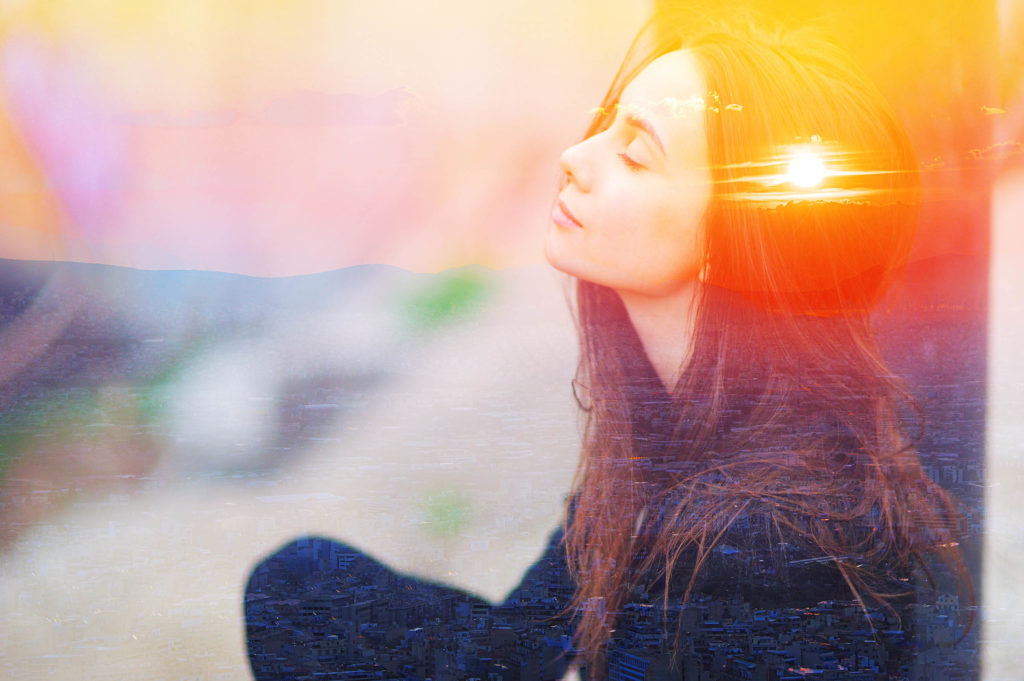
[618, 152, 644, 171]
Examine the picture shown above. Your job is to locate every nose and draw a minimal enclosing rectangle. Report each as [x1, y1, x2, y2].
[559, 139, 591, 193]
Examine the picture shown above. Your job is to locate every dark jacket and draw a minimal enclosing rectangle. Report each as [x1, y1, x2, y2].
[244, 517, 971, 681]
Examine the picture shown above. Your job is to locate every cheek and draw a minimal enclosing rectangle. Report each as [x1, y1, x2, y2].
[642, 194, 708, 273]
[647, 189, 706, 246]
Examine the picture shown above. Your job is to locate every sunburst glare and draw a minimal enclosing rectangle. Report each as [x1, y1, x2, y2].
[786, 151, 827, 188]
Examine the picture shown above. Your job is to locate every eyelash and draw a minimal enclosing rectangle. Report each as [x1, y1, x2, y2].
[618, 152, 644, 171]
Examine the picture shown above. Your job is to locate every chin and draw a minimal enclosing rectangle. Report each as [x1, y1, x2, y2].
[543, 254, 589, 286]
[544, 230, 595, 280]
[542, 236, 572, 275]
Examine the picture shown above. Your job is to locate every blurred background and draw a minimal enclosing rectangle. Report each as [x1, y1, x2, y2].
[0, 0, 642, 274]
[0, 0, 1018, 679]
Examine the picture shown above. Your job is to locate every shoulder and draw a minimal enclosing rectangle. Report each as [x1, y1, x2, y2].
[244, 531, 577, 681]
[247, 537, 368, 582]
[245, 535, 491, 609]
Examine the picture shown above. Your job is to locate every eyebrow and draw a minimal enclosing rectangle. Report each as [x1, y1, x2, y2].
[624, 113, 666, 157]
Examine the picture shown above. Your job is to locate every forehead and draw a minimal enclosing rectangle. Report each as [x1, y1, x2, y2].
[617, 50, 707, 153]
[623, 50, 705, 102]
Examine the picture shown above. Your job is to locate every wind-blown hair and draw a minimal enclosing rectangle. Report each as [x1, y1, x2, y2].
[563, 9, 969, 673]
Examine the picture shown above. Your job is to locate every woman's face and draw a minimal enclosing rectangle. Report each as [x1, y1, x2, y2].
[545, 50, 712, 297]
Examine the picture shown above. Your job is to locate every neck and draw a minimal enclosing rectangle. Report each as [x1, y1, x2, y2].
[616, 281, 702, 392]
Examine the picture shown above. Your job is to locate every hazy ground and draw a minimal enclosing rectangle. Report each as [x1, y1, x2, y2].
[0, 263, 581, 680]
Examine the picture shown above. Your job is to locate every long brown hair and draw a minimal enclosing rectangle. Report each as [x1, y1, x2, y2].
[563, 8, 969, 672]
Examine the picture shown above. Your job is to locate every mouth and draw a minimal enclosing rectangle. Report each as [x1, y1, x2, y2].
[552, 199, 584, 229]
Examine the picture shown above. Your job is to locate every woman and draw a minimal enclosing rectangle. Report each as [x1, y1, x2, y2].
[246, 9, 972, 681]
[547, 7, 971, 679]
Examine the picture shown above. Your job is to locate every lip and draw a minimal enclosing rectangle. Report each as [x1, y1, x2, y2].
[552, 199, 584, 229]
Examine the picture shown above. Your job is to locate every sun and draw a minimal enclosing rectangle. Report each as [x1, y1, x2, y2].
[786, 151, 827, 188]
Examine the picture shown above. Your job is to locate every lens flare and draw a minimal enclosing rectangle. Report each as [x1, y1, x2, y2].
[786, 151, 827, 188]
